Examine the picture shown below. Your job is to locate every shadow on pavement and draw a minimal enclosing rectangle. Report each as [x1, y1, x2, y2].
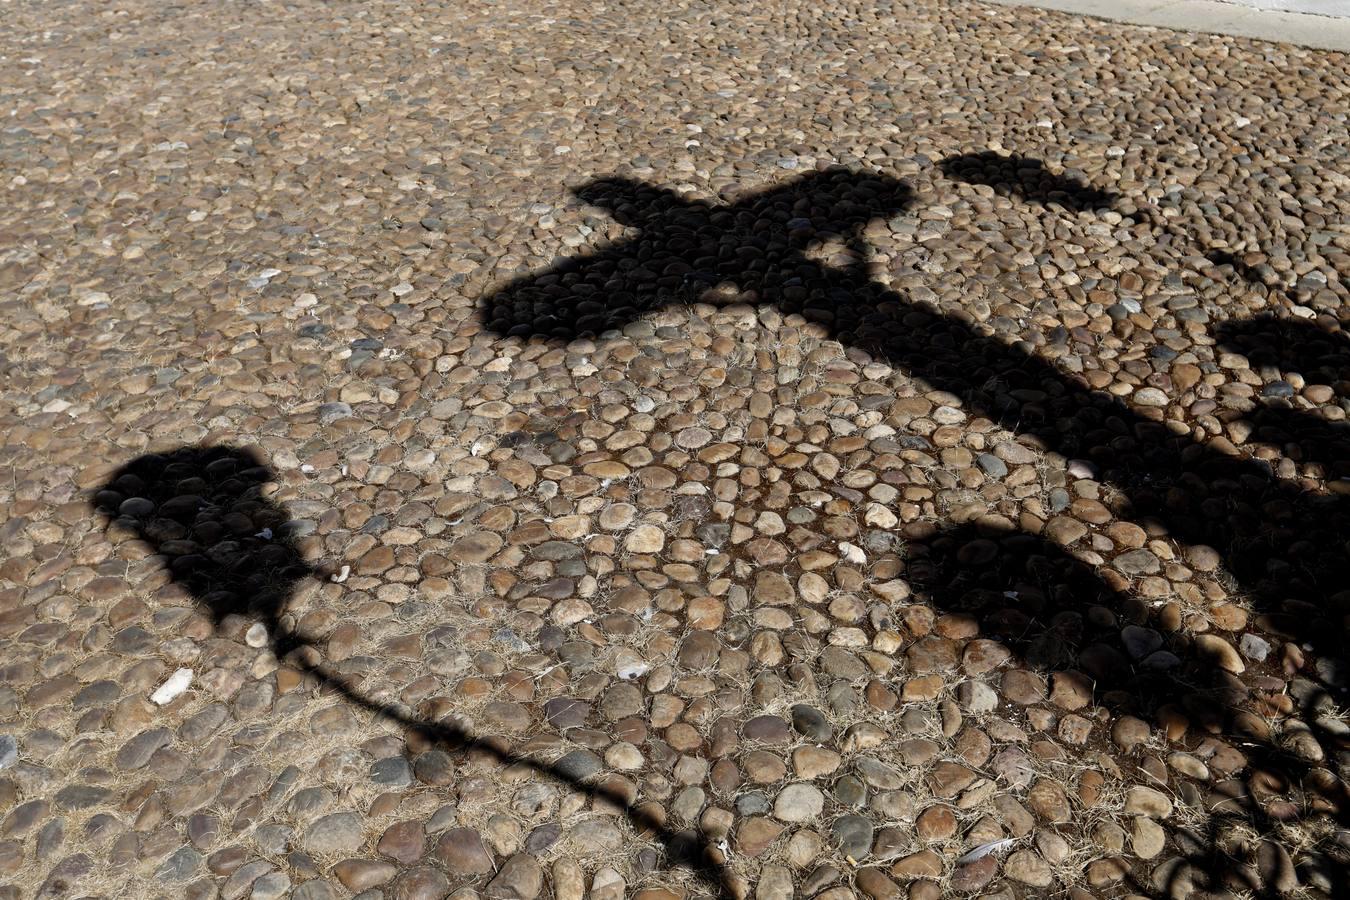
[477, 161, 1350, 896]
[482, 161, 1350, 657]
[937, 151, 1121, 213]
[906, 522, 1350, 897]
[1212, 314, 1350, 477]
[90, 159, 1350, 899]
[93, 446, 731, 898]
[481, 167, 913, 341]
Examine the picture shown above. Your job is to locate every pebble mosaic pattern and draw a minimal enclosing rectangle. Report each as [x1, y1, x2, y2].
[1, 1, 1349, 898]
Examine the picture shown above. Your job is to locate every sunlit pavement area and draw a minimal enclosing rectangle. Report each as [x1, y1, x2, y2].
[2, 1, 1350, 898]
[987, 0, 1350, 51]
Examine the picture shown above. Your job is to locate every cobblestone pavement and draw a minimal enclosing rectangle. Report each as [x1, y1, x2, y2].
[2, 0, 1350, 898]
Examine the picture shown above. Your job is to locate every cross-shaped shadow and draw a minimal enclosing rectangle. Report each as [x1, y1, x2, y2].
[476, 161, 1350, 894]
[480, 167, 912, 340]
[481, 162, 1350, 660]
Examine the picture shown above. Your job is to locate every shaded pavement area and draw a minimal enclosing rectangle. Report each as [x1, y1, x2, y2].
[2, 1, 1350, 899]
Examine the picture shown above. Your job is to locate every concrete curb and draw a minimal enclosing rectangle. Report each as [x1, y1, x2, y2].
[977, 0, 1350, 51]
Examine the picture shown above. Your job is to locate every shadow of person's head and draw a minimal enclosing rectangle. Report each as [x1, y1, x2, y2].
[92, 445, 312, 631]
[906, 523, 1137, 678]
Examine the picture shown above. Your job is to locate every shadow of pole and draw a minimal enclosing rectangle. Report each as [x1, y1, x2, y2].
[93, 446, 735, 898]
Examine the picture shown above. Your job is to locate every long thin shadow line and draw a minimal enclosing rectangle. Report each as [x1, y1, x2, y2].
[271, 624, 733, 896]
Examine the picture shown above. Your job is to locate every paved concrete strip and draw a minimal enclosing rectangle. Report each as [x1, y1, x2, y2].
[978, 0, 1350, 50]
[1220, 0, 1349, 16]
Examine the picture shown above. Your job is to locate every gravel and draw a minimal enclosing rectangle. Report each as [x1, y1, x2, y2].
[1, 0, 1348, 898]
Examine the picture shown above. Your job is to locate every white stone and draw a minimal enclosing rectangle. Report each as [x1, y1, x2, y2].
[152, 668, 194, 705]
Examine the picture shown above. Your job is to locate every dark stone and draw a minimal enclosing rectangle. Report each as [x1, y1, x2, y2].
[552, 749, 603, 781]
[790, 704, 832, 741]
[370, 756, 413, 787]
[831, 814, 874, 859]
